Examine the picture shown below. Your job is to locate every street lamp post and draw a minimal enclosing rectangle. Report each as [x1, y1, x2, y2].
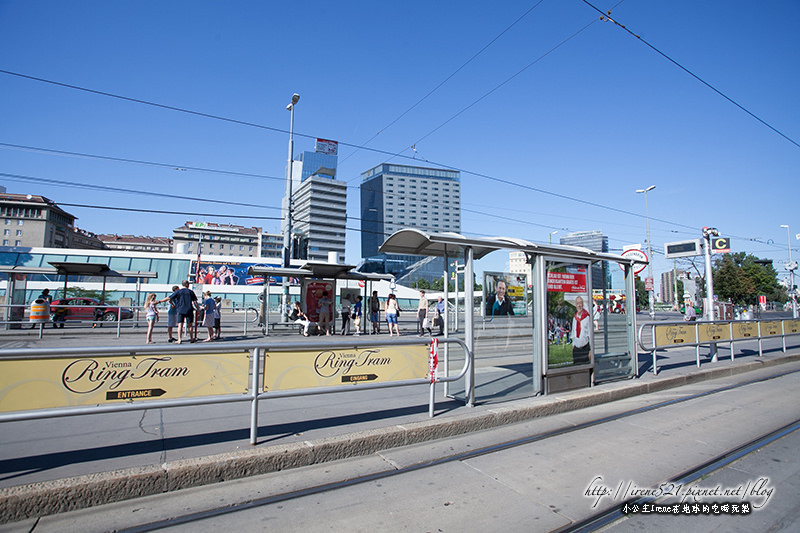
[282, 93, 300, 322]
[548, 230, 558, 244]
[636, 185, 656, 320]
[780, 224, 797, 318]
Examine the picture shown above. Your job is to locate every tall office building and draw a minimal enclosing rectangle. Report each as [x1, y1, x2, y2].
[360, 163, 461, 282]
[661, 269, 689, 305]
[559, 230, 610, 290]
[282, 139, 346, 263]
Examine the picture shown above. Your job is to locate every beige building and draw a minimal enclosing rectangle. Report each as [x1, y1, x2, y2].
[0, 193, 76, 248]
[98, 234, 173, 253]
[172, 221, 282, 259]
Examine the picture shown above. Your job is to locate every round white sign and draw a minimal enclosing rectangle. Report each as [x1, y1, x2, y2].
[620, 249, 648, 275]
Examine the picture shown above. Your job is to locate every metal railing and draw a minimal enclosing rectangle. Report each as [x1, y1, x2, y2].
[637, 318, 800, 375]
[0, 337, 472, 445]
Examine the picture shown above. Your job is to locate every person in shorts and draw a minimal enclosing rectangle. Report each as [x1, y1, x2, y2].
[167, 280, 198, 344]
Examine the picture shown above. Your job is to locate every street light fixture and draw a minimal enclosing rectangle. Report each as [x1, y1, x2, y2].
[548, 230, 558, 244]
[282, 93, 300, 321]
[636, 185, 656, 320]
[780, 224, 797, 318]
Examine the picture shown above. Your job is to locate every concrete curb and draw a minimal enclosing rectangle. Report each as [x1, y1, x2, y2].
[2, 352, 799, 523]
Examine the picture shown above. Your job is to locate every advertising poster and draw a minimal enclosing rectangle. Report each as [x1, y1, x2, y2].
[483, 271, 528, 317]
[304, 280, 334, 322]
[0, 352, 250, 413]
[192, 260, 285, 286]
[546, 262, 591, 368]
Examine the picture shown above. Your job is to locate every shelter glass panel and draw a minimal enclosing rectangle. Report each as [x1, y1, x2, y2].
[592, 260, 635, 382]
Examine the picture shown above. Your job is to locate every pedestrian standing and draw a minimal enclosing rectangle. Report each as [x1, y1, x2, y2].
[166, 280, 198, 344]
[385, 293, 400, 336]
[435, 296, 445, 336]
[317, 291, 332, 335]
[161, 285, 179, 342]
[201, 291, 216, 342]
[353, 295, 363, 335]
[417, 290, 430, 336]
[214, 296, 222, 339]
[369, 291, 381, 334]
[144, 293, 159, 344]
[340, 294, 352, 335]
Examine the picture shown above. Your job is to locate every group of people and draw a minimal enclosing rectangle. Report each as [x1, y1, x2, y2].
[144, 281, 222, 344]
[289, 290, 446, 338]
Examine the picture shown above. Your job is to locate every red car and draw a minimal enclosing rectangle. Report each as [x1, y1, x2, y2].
[50, 298, 134, 323]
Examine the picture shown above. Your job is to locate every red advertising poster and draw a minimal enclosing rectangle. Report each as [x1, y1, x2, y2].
[304, 280, 334, 322]
[547, 270, 587, 293]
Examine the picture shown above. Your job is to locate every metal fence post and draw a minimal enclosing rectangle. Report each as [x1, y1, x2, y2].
[250, 347, 261, 445]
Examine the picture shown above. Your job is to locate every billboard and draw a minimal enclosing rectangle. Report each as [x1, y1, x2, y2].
[315, 138, 338, 155]
[192, 260, 284, 286]
[483, 271, 528, 317]
[546, 262, 591, 369]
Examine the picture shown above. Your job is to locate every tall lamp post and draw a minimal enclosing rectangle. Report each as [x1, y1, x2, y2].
[780, 224, 798, 318]
[548, 230, 558, 244]
[282, 93, 300, 321]
[636, 185, 656, 320]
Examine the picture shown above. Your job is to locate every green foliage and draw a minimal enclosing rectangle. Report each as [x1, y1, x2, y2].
[712, 253, 786, 305]
[635, 276, 648, 310]
[62, 286, 118, 304]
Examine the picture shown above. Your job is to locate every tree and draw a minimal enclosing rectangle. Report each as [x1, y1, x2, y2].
[635, 276, 648, 311]
[712, 252, 785, 305]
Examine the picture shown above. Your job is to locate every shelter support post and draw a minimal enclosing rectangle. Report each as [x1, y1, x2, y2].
[464, 246, 475, 407]
[250, 347, 261, 445]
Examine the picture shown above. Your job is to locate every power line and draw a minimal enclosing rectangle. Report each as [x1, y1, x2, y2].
[0, 69, 782, 242]
[0, 172, 280, 211]
[0, 142, 284, 182]
[581, 0, 800, 150]
[339, 0, 547, 165]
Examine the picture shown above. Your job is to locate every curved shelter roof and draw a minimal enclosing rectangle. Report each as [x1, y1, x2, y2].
[379, 229, 644, 266]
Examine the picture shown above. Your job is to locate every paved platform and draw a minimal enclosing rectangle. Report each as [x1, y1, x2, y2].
[1, 316, 799, 523]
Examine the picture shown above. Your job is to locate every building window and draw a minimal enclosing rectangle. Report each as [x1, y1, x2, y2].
[2, 240, 7, 245]
[15, 240, 21, 246]
[17, 220, 23, 225]
[16, 230, 22, 236]
[4, 220, 9, 225]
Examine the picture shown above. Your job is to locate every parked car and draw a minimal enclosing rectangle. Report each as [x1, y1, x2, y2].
[50, 298, 134, 323]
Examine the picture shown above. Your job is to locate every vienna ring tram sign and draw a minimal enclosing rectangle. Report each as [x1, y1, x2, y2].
[0, 353, 250, 413]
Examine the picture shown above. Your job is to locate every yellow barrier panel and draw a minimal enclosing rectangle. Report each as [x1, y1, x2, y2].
[731, 321, 759, 339]
[654, 324, 696, 347]
[0, 352, 249, 413]
[263, 344, 430, 392]
[785, 319, 800, 334]
[697, 322, 731, 343]
[761, 321, 783, 336]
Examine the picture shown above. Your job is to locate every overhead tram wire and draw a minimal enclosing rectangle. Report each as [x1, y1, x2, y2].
[0, 172, 280, 212]
[0, 71, 772, 241]
[402, 17, 599, 153]
[339, 0, 548, 168]
[0, 142, 284, 183]
[580, 0, 800, 150]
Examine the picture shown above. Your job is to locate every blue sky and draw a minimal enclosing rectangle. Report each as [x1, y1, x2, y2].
[1, 1, 798, 294]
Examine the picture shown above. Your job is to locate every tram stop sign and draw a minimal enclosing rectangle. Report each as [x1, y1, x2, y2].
[620, 248, 648, 275]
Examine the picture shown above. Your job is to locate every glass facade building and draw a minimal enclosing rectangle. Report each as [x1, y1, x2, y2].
[359, 164, 461, 282]
[559, 231, 611, 290]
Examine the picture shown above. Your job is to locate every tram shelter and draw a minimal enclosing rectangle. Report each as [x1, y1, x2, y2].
[380, 229, 644, 404]
[247, 262, 393, 334]
[1, 262, 157, 329]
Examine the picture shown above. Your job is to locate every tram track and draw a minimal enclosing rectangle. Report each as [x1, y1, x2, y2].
[103, 366, 800, 533]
